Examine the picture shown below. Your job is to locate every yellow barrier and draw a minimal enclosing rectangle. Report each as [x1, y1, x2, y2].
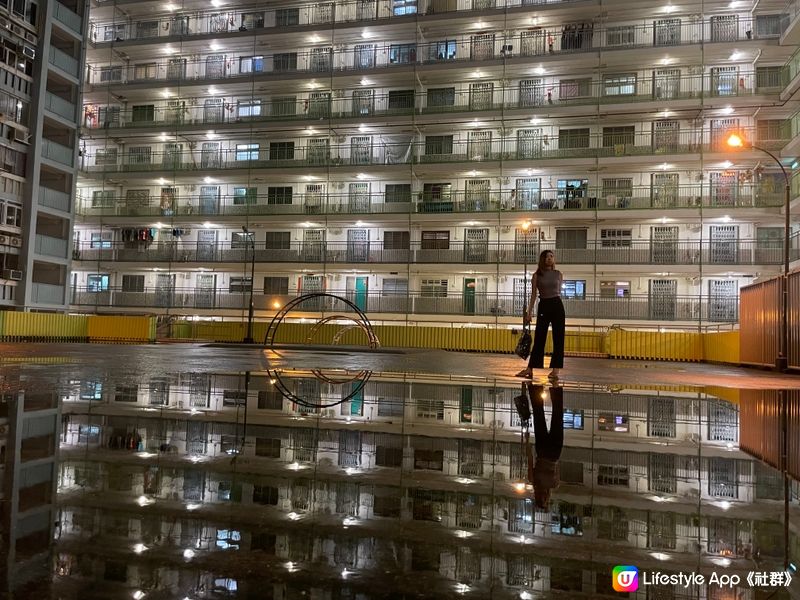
[702, 331, 740, 365]
[87, 315, 157, 343]
[607, 328, 703, 362]
[1, 312, 88, 341]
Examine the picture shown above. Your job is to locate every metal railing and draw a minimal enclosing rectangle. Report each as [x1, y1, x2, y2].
[75, 185, 785, 218]
[45, 92, 77, 122]
[69, 288, 738, 322]
[81, 72, 786, 132]
[42, 139, 75, 167]
[49, 46, 80, 78]
[41, 187, 72, 213]
[35, 234, 69, 259]
[31, 282, 65, 305]
[79, 127, 786, 176]
[53, 0, 83, 35]
[72, 239, 795, 266]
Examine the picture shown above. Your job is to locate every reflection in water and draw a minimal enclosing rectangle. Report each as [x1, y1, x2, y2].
[0, 364, 797, 599]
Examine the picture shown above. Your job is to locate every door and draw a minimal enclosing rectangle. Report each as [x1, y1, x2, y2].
[469, 82, 493, 110]
[651, 226, 679, 263]
[710, 225, 738, 264]
[171, 16, 189, 35]
[515, 225, 539, 263]
[654, 18, 681, 46]
[465, 179, 490, 211]
[348, 182, 369, 213]
[346, 276, 369, 311]
[467, 130, 491, 160]
[711, 67, 739, 97]
[199, 185, 219, 215]
[653, 69, 680, 99]
[470, 33, 495, 60]
[305, 184, 325, 213]
[308, 92, 331, 118]
[163, 143, 182, 169]
[301, 275, 324, 309]
[518, 79, 543, 107]
[652, 120, 679, 153]
[312, 3, 333, 23]
[649, 279, 677, 319]
[464, 228, 489, 263]
[196, 229, 217, 261]
[708, 280, 737, 321]
[515, 178, 540, 209]
[200, 142, 221, 169]
[516, 129, 542, 159]
[347, 228, 369, 262]
[756, 226, 783, 263]
[519, 30, 546, 56]
[195, 273, 216, 308]
[463, 277, 476, 314]
[354, 44, 375, 69]
[711, 15, 738, 42]
[307, 138, 329, 165]
[156, 273, 175, 307]
[710, 171, 737, 206]
[166, 99, 185, 124]
[356, 0, 376, 19]
[513, 277, 532, 315]
[651, 173, 679, 208]
[311, 47, 332, 72]
[187, 421, 207, 454]
[167, 58, 187, 80]
[350, 136, 372, 165]
[204, 98, 224, 123]
[303, 229, 325, 261]
[205, 54, 226, 78]
[351, 89, 374, 117]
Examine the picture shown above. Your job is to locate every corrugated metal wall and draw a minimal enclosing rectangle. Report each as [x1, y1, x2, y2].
[740, 271, 800, 369]
[740, 389, 800, 480]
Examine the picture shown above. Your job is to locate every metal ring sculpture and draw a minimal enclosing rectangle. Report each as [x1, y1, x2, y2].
[264, 293, 380, 409]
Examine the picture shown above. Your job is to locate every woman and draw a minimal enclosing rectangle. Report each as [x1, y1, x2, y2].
[518, 249, 565, 380]
[524, 383, 563, 509]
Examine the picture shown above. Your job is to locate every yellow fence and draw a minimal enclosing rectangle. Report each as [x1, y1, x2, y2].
[0, 312, 156, 343]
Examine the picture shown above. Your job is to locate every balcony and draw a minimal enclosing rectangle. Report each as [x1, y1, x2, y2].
[31, 283, 65, 305]
[53, 0, 84, 36]
[48, 47, 80, 79]
[72, 239, 792, 267]
[82, 73, 782, 133]
[45, 92, 77, 122]
[69, 288, 737, 322]
[35, 234, 69, 259]
[0, 280, 16, 305]
[79, 127, 786, 176]
[40, 187, 72, 213]
[75, 185, 785, 219]
[42, 139, 75, 167]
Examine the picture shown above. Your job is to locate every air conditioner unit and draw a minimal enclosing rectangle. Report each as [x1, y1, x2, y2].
[12, 128, 28, 144]
[0, 235, 7, 245]
[3, 269, 22, 280]
[9, 237, 21, 247]
[22, 45, 34, 59]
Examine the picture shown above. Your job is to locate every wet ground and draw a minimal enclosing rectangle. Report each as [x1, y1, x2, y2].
[1, 343, 799, 599]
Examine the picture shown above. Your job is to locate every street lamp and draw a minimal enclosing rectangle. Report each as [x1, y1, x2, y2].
[241, 225, 256, 344]
[521, 221, 532, 318]
[726, 132, 791, 372]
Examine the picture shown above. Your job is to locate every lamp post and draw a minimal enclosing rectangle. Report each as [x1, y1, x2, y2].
[727, 133, 791, 372]
[521, 221, 532, 319]
[242, 225, 256, 344]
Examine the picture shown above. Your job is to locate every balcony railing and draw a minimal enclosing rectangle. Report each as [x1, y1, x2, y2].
[35, 234, 69, 259]
[53, 0, 83, 35]
[72, 239, 793, 266]
[42, 139, 75, 167]
[45, 92, 77, 122]
[80, 128, 787, 176]
[75, 185, 785, 218]
[31, 282, 65, 305]
[81, 73, 785, 132]
[69, 288, 738, 322]
[41, 187, 72, 213]
[87, 19, 763, 88]
[49, 47, 80, 78]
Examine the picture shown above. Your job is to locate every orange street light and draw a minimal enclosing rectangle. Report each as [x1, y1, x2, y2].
[726, 133, 745, 148]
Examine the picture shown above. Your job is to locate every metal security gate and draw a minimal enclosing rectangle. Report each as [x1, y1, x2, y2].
[187, 421, 207, 454]
[470, 33, 494, 60]
[652, 120, 679, 153]
[513, 277, 532, 315]
[651, 173, 679, 208]
[514, 225, 539, 263]
[308, 92, 331, 118]
[458, 439, 483, 476]
[467, 130, 491, 160]
[351, 89, 374, 116]
[163, 143, 182, 169]
[348, 183, 369, 213]
[464, 228, 489, 262]
[356, 0, 376, 19]
[708, 400, 738, 442]
[347, 228, 369, 262]
[711, 68, 738, 97]
[648, 453, 676, 494]
[517, 129, 542, 159]
[711, 15, 738, 42]
[307, 138, 329, 165]
[469, 82, 493, 110]
[653, 69, 680, 99]
[519, 31, 546, 56]
[709, 458, 737, 498]
[305, 184, 325, 213]
[196, 229, 217, 262]
[303, 229, 325, 261]
[465, 179, 490, 210]
[200, 142, 221, 169]
[649, 279, 677, 319]
[654, 18, 681, 46]
[709, 171, 736, 206]
[156, 273, 175, 308]
[708, 279, 737, 321]
[350, 136, 372, 165]
[515, 178, 540, 209]
[195, 273, 216, 308]
[650, 226, 678, 263]
[647, 398, 676, 437]
[206, 54, 226, 78]
[338, 431, 361, 467]
[312, 2, 333, 23]
[204, 98, 224, 123]
[354, 44, 375, 69]
[311, 47, 332, 71]
[300, 275, 324, 310]
[199, 185, 219, 215]
[710, 225, 738, 264]
[167, 58, 187, 80]
[518, 79, 543, 107]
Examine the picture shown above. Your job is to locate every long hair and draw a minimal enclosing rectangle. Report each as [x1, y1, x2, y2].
[536, 250, 555, 275]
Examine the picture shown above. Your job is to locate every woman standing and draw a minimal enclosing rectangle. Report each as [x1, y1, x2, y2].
[518, 249, 565, 380]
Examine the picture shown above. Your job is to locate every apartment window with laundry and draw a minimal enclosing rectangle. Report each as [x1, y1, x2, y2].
[235, 143, 259, 161]
[121, 274, 145, 292]
[233, 187, 257, 205]
[269, 142, 294, 161]
[265, 232, 290, 250]
[229, 276, 252, 293]
[558, 128, 590, 149]
[263, 276, 288, 295]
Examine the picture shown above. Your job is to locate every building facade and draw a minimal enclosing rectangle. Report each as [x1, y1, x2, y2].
[72, 0, 800, 328]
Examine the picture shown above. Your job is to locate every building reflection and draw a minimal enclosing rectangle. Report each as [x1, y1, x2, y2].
[32, 371, 793, 599]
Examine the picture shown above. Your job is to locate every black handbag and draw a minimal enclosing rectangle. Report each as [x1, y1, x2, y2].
[515, 326, 532, 359]
[513, 383, 531, 426]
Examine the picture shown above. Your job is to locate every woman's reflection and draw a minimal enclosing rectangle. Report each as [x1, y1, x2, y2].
[523, 383, 564, 509]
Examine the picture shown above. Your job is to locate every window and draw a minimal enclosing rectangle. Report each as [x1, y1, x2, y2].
[264, 186, 292, 205]
[563, 410, 584, 429]
[265, 232, 290, 250]
[426, 87, 455, 107]
[231, 231, 254, 249]
[388, 89, 414, 110]
[276, 8, 299, 26]
[597, 465, 629, 486]
[432, 39, 456, 60]
[131, 104, 155, 122]
[99, 66, 123, 82]
[561, 280, 585, 298]
[89, 231, 111, 248]
[421, 279, 447, 297]
[229, 277, 252, 293]
[414, 447, 444, 469]
[128, 146, 151, 165]
[233, 187, 257, 205]
[756, 14, 786, 38]
[77, 425, 99, 443]
[95, 148, 118, 165]
[756, 66, 782, 89]
[91, 190, 115, 208]
[558, 128, 590, 149]
[114, 385, 138, 402]
[376, 446, 403, 467]
[257, 390, 283, 410]
[215, 527, 242, 546]
[389, 43, 416, 64]
[555, 228, 587, 249]
[121, 274, 145, 292]
[421, 231, 449, 250]
[272, 96, 297, 116]
[602, 74, 636, 96]
[239, 56, 264, 73]
[601, 178, 633, 204]
[253, 484, 279, 504]
[222, 390, 247, 406]
[383, 231, 410, 249]
[133, 62, 157, 80]
[385, 183, 411, 203]
[4, 203, 21, 227]
[264, 276, 289, 295]
[235, 143, 259, 161]
[382, 278, 408, 296]
[269, 142, 294, 161]
[602, 126, 635, 147]
[559, 78, 591, 99]
[606, 25, 634, 46]
[600, 228, 632, 247]
[237, 100, 262, 118]
[424, 135, 453, 155]
[392, 0, 417, 15]
[598, 413, 629, 432]
[86, 274, 109, 292]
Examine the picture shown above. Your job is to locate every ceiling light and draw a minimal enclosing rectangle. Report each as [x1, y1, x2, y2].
[534, 66, 545, 75]
[210, 43, 221, 52]
[360, 77, 370, 86]
[721, 160, 733, 169]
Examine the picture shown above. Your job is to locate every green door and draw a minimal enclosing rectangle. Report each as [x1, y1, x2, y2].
[349, 382, 364, 416]
[355, 276, 368, 311]
[463, 278, 476, 314]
